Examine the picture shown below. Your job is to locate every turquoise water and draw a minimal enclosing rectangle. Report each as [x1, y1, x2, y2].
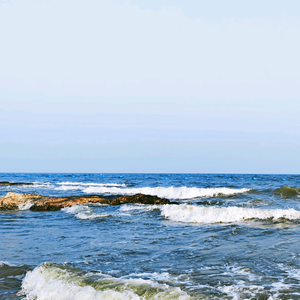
[1, 173, 300, 299]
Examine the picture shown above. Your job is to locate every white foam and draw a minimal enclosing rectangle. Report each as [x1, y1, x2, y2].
[76, 213, 110, 220]
[223, 265, 260, 282]
[57, 182, 126, 187]
[62, 205, 109, 220]
[119, 204, 160, 212]
[160, 204, 300, 224]
[18, 201, 34, 210]
[83, 186, 250, 200]
[218, 282, 264, 300]
[20, 263, 190, 300]
[55, 182, 126, 191]
[125, 272, 172, 282]
[31, 182, 54, 188]
[3, 182, 53, 189]
[55, 185, 83, 191]
[278, 264, 300, 281]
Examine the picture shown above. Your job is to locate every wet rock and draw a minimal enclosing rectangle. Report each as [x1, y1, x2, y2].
[31, 196, 109, 211]
[0, 192, 43, 210]
[0, 192, 174, 211]
[110, 194, 171, 205]
[0, 181, 34, 186]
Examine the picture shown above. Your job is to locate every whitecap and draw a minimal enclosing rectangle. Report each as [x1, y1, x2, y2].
[160, 204, 300, 224]
[20, 263, 191, 300]
[62, 205, 109, 220]
[55, 182, 126, 191]
[83, 186, 250, 200]
[119, 204, 160, 212]
[57, 182, 126, 187]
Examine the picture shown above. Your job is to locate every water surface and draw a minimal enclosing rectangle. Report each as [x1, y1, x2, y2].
[1, 173, 300, 299]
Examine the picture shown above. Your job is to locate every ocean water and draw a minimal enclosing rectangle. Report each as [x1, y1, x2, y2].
[1, 173, 300, 299]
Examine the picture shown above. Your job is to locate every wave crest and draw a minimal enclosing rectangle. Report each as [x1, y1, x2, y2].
[20, 263, 190, 300]
[83, 186, 250, 200]
[160, 205, 300, 223]
[62, 205, 110, 220]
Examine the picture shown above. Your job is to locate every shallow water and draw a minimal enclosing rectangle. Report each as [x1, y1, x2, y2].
[1, 173, 300, 299]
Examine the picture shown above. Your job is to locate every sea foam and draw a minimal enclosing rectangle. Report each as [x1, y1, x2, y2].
[62, 205, 109, 220]
[82, 186, 250, 200]
[20, 263, 190, 300]
[55, 182, 126, 191]
[119, 204, 160, 212]
[18, 201, 34, 210]
[160, 204, 300, 223]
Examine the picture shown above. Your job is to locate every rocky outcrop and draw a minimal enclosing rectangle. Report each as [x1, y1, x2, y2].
[110, 194, 171, 205]
[0, 192, 173, 211]
[31, 195, 109, 211]
[0, 193, 42, 210]
[0, 181, 34, 186]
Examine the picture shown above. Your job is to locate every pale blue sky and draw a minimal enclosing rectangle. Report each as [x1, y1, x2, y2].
[0, 0, 299, 173]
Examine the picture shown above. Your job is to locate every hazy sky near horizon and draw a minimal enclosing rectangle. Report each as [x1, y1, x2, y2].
[0, 0, 300, 173]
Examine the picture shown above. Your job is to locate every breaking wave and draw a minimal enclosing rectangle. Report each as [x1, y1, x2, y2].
[82, 186, 250, 200]
[160, 204, 300, 224]
[20, 263, 190, 300]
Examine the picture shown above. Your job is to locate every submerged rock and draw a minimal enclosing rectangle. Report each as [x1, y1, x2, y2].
[0, 181, 34, 186]
[0, 192, 172, 211]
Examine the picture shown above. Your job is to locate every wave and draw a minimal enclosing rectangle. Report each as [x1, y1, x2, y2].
[119, 204, 160, 212]
[62, 205, 110, 220]
[20, 263, 190, 300]
[82, 186, 250, 200]
[160, 204, 300, 224]
[0, 262, 30, 282]
[57, 182, 126, 187]
[0, 182, 53, 189]
[274, 186, 300, 198]
[18, 201, 34, 210]
[55, 182, 127, 191]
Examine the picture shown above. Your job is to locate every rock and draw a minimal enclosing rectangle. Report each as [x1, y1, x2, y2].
[31, 196, 109, 211]
[0, 192, 43, 210]
[0, 181, 34, 186]
[0, 192, 174, 211]
[110, 194, 170, 205]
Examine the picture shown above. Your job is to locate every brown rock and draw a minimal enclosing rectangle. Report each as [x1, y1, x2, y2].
[31, 196, 109, 211]
[111, 194, 171, 205]
[0, 192, 174, 211]
[0, 192, 43, 210]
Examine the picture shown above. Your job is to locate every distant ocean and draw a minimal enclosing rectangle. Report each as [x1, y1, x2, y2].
[1, 173, 300, 299]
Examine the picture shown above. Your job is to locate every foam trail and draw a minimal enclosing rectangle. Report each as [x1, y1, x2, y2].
[62, 205, 109, 220]
[161, 204, 300, 223]
[83, 186, 250, 200]
[20, 263, 190, 300]
[55, 182, 126, 191]
[119, 204, 160, 212]
[57, 182, 126, 186]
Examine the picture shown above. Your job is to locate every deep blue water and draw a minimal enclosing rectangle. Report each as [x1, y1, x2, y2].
[1, 173, 300, 299]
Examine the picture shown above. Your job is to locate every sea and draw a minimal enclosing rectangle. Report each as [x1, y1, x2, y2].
[1, 173, 300, 300]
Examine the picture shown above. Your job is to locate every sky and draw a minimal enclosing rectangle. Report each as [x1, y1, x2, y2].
[0, 0, 300, 173]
